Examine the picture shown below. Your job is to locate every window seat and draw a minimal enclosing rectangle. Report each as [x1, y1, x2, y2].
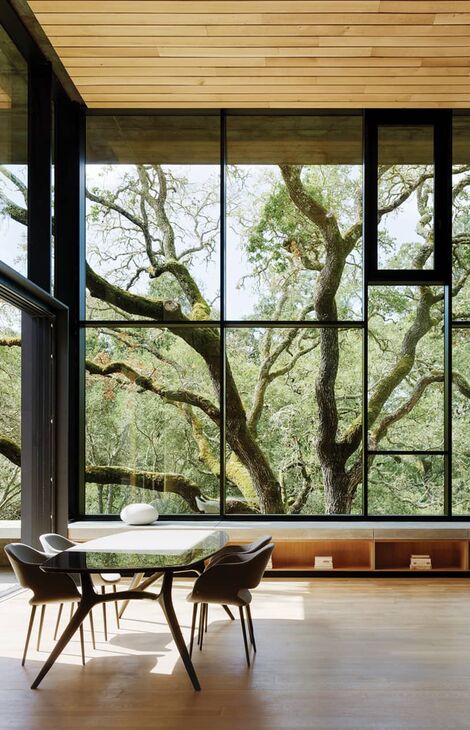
[68, 521, 470, 574]
[68, 520, 470, 542]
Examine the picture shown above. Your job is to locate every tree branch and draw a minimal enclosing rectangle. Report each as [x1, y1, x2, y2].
[86, 359, 220, 426]
[369, 373, 444, 449]
[0, 337, 20, 347]
[85, 465, 202, 512]
[0, 435, 21, 466]
[279, 164, 344, 248]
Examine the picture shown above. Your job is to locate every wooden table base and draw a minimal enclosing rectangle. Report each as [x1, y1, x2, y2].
[30, 571, 201, 691]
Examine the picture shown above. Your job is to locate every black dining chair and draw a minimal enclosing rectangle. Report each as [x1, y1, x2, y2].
[187, 543, 274, 666]
[39, 532, 121, 641]
[4, 543, 88, 665]
[204, 534, 273, 623]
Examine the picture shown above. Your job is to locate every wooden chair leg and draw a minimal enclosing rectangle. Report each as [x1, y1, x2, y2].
[118, 572, 144, 619]
[100, 586, 108, 641]
[197, 601, 202, 648]
[222, 604, 235, 620]
[89, 610, 96, 650]
[205, 602, 208, 633]
[70, 602, 75, 620]
[79, 623, 85, 666]
[112, 585, 120, 629]
[239, 606, 250, 667]
[54, 603, 63, 641]
[189, 603, 198, 658]
[36, 605, 46, 652]
[22, 605, 37, 666]
[198, 603, 206, 650]
[246, 604, 256, 652]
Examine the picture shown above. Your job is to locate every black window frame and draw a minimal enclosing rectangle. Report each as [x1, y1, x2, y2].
[0, 3, 72, 544]
[77, 108, 457, 522]
[364, 109, 452, 284]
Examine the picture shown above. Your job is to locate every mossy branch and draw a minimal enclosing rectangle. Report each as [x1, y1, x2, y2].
[85, 465, 203, 512]
[86, 359, 220, 426]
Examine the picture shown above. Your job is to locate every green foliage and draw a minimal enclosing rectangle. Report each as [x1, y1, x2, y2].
[0, 304, 21, 519]
[85, 327, 220, 515]
[369, 455, 444, 515]
[2, 151, 470, 521]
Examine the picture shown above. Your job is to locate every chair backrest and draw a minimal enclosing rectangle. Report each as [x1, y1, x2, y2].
[192, 543, 274, 604]
[209, 535, 272, 567]
[4, 543, 80, 604]
[39, 533, 75, 555]
[244, 535, 272, 554]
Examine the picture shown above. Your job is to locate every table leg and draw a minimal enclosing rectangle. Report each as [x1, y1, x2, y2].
[157, 572, 201, 691]
[31, 590, 92, 689]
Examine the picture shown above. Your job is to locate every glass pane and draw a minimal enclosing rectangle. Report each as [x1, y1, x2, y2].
[452, 329, 470, 514]
[0, 27, 28, 275]
[368, 455, 444, 516]
[0, 302, 21, 521]
[225, 327, 362, 515]
[226, 115, 362, 321]
[368, 286, 444, 451]
[452, 116, 470, 320]
[378, 125, 434, 270]
[86, 115, 220, 321]
[85, 326, 220, 515]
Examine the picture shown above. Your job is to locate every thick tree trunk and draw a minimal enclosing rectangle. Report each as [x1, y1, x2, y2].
[228, 423, 285, 513]
[322, 465, 353, 515]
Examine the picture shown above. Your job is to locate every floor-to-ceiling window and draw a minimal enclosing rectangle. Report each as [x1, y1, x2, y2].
[82, 110, 466, 519]
[0, 24, 27, 275]
[0, 302, 21, 521]
[0, 22, 27, 524]
[84, 114, 221, 516]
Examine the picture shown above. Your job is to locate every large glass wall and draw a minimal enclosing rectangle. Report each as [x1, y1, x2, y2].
[0, 24, 28, 274]
[85, 114, 220, 515]
[0, 24, 27, 524]
[82, 111, 468, 518]
[0, 302, 21, 520]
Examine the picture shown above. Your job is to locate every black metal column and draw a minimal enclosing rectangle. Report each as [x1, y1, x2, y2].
[21, 313, 54, 546]
[54, 93, 85, 519]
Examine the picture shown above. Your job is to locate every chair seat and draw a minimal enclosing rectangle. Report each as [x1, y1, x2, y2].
[29, 592, 79, 606]
[92, 573, 121, 586]
[187, 587, 252, 607]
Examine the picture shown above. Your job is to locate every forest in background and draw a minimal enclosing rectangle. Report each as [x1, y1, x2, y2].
[1, 141, 470, 517]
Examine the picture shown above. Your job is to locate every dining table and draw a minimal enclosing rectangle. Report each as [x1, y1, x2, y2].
[33, 527, 229, 691]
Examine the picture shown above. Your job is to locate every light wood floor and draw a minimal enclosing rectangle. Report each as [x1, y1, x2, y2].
[1, 578, 470, 730]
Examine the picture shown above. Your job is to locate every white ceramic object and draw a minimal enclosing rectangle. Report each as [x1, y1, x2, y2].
[120, 503, 159, 526]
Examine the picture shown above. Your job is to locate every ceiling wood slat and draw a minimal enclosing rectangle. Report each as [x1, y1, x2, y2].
[40, 25, 470, 37]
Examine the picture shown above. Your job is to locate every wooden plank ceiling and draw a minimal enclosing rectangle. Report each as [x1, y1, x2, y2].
[25, 1, 470, 109]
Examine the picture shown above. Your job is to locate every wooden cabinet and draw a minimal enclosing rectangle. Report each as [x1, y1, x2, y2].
[244, 537, 470, 574]
[374, 540, 468, 572]
[271, 539, 374, 571]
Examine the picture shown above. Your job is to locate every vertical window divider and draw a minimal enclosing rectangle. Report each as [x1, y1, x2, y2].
[362, 114, 369, 517]
[444, 286, 452, 516]
[220, 110, 227, 518]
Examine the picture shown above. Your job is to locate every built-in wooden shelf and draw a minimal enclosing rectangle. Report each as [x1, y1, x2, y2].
[374, 540, 468, 572]
[271, 539, 373, 571]
[268, 539, 469, 573]
[66, 521, 470, 576]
